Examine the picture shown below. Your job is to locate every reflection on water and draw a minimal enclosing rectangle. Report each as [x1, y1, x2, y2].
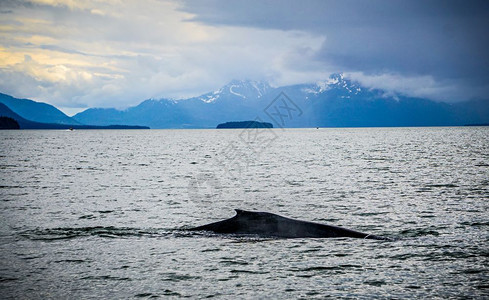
[0, 127, 488, 298]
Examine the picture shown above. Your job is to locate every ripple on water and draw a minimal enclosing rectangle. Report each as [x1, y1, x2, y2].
[19, 227, 175, 241]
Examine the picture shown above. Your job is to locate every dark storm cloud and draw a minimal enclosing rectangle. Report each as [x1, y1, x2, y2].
[181, 0, 489, 98]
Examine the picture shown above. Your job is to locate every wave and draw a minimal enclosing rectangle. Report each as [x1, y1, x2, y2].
[19, 226, 176, 241]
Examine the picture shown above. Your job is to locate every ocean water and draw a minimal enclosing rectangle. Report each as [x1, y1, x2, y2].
[0, 127, 488, 299]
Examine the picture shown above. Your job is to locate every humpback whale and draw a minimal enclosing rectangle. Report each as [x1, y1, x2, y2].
[190, 209, 387, 240]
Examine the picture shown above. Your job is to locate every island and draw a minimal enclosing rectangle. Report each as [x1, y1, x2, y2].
[0, 116, 20, 129]
[216, 121, 273, 129]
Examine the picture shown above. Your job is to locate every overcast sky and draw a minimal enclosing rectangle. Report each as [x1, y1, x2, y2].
[0, 0, 488, 114]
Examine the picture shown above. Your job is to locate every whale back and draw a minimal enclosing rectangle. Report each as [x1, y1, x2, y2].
[190, 209, 385, 239]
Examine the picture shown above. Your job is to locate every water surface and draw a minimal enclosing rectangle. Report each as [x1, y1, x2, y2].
[1, 128, 488, 298]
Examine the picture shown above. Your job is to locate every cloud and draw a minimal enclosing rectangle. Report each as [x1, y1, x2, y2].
[181, 0, 489, 101]
[0, 0, 487, 114]
[347, 72, 489, 102]
[0, 0, 328, 113]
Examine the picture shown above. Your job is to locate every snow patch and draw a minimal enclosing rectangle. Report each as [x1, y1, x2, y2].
[229, 85, 246, 99]
[251, 81, 263, 97]
[201, 95, 218, 103]
[199, 88, 223, 103]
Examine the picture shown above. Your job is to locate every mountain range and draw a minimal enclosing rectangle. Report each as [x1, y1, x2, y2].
[73, 74, 489, 128]
[1, 74, 488, 129]
[0, 93, 148, 129]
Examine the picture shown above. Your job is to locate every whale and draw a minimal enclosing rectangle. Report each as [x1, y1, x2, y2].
[190, 209, 387, 240]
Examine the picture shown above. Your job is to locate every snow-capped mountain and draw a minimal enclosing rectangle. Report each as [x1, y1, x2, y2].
[72, 74, 489, 128]
[302, 73, 362, 99]
[197, 79, 272, 103]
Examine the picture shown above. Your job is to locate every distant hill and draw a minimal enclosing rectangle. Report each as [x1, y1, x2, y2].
[0, 93, 80, 125]
[0, 103, 149, 129]
[73, 75, 489, 128]
[217, 121, 273, 129]
[465, 123, 489, 126]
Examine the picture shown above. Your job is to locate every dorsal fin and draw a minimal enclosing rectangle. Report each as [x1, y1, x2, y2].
[234, 209, 253, 216]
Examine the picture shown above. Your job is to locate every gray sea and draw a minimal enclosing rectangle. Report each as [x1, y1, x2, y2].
[0, 127, 488, 299]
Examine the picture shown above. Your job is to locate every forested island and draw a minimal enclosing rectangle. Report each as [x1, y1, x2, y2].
[216, 121, 273, 129]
